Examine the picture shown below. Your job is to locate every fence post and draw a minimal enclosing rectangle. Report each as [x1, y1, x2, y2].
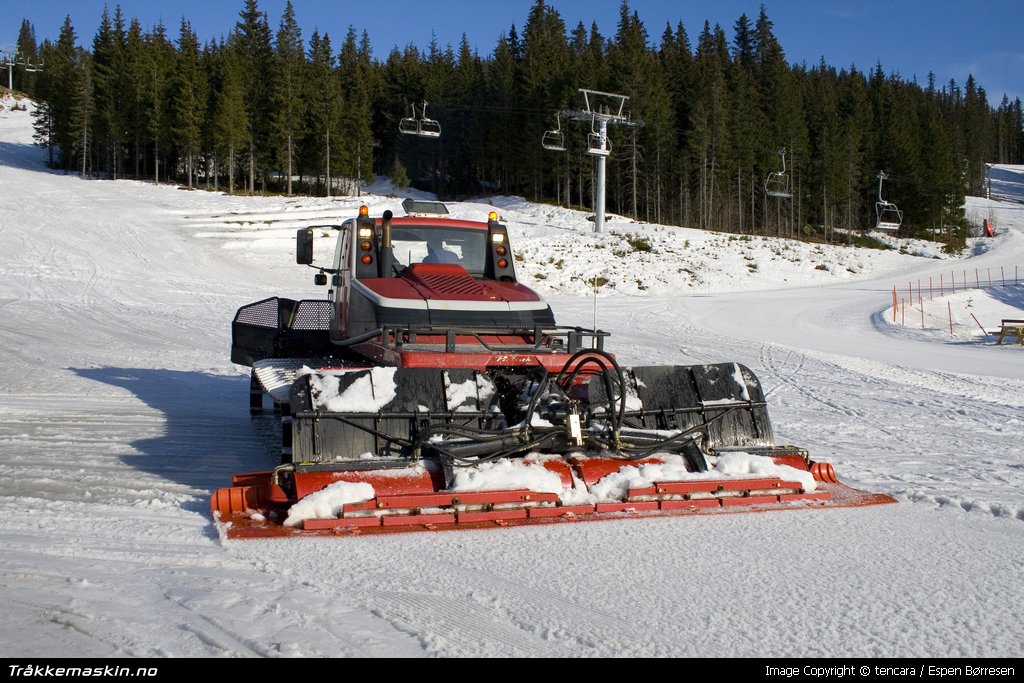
[971, 313, 987, 336]
[948, 301, 953, 335]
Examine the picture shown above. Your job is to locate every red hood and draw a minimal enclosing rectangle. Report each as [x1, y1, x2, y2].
[362, 263, 545, 305]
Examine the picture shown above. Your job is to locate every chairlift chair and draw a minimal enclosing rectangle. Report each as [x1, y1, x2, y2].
[874, 171, 903, 232]
[417, 102, 441, 138]
[399, 104, 420, 136]
[398, 102, 441, 139]
[764, 148, 793, 199]
[542, 115, 566, 152]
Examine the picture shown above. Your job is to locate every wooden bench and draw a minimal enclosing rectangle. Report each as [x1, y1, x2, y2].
[996, 319, 1024, 345]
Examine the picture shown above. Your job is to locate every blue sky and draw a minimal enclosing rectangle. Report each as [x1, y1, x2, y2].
[3, 0, 1022, 103]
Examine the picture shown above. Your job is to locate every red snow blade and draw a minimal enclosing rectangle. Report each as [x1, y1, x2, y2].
[211, 456, 896, 540]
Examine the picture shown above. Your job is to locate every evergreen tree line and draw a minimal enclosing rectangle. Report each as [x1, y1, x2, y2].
[11, 0, 1024, 241]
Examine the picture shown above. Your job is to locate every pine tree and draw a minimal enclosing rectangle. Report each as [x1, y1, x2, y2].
[142, 22, 175, 183]
[15, 19, 39, 96]
[304, 30, 339, 195]
[658, 21, 692, 225]
[31, 38, 56, 166]
[338, 27, 376, 194]
[90, 7, 120, 178]
[837, 67, 871, 232]
[962, 75, 991, 195]
[46, 16, 81, 171]
[232, 0, 274, 193]
[753, 6, 806, 236]
[521, 0, 571, 200]
[69, 50, 94, 176]
[272, 0, 305, 194]
[170, 19, 207, 188]
[486, 32, 520, 192]
[389, 156, 410, 191]
[123, 19, 147, 178]
[215, 47, 250, 194]
[609, 1, 670, 221]
[449, 34, 487, 197]
[690, 21, 731, 230]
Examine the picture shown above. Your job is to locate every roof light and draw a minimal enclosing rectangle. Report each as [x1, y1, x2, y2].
[358, 227, 373, 239]
[359, 205, 369, 216]
[488, 211, 498, 221]
[491, 233, 505, 243]
[403, 198, 449, 216]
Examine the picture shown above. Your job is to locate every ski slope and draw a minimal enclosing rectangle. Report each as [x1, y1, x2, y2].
[1, 94, 1022, 658]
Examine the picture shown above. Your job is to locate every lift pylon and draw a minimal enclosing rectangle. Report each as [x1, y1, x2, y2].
[563, 89, 641, 233]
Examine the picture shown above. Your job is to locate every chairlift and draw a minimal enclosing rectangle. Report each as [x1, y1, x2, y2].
[542, 115, 566, 152]
[764, 148, 792, 199]
[874, 171, 903, 232]
[398, 101, 441, 139]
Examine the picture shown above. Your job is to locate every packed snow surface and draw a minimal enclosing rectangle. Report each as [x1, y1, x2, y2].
[1, 93, 1022, 658]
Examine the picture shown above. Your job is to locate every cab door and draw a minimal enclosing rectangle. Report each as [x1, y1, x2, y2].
[331, 220, 354, 342]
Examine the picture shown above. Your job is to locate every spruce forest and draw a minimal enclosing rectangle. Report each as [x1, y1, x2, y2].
[10, 0, 1024, 246]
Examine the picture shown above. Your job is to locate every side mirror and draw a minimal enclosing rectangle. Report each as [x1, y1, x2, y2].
[314, 273, 328, 286]
[296, 228, 314, 264]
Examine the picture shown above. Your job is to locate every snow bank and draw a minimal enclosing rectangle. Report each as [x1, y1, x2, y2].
[450, 459, 564, 494]
[301, 367, 399, 412]
[589, 452, 817, 501]
[283, 481, 376, 527]
[713, 451, 817, 493]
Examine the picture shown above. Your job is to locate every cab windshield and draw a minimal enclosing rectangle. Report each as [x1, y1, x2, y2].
[388, 226, 488, 276]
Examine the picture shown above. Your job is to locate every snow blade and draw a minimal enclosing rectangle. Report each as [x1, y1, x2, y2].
[211, 451, 896, 539]
[212, 358, 896, 539]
